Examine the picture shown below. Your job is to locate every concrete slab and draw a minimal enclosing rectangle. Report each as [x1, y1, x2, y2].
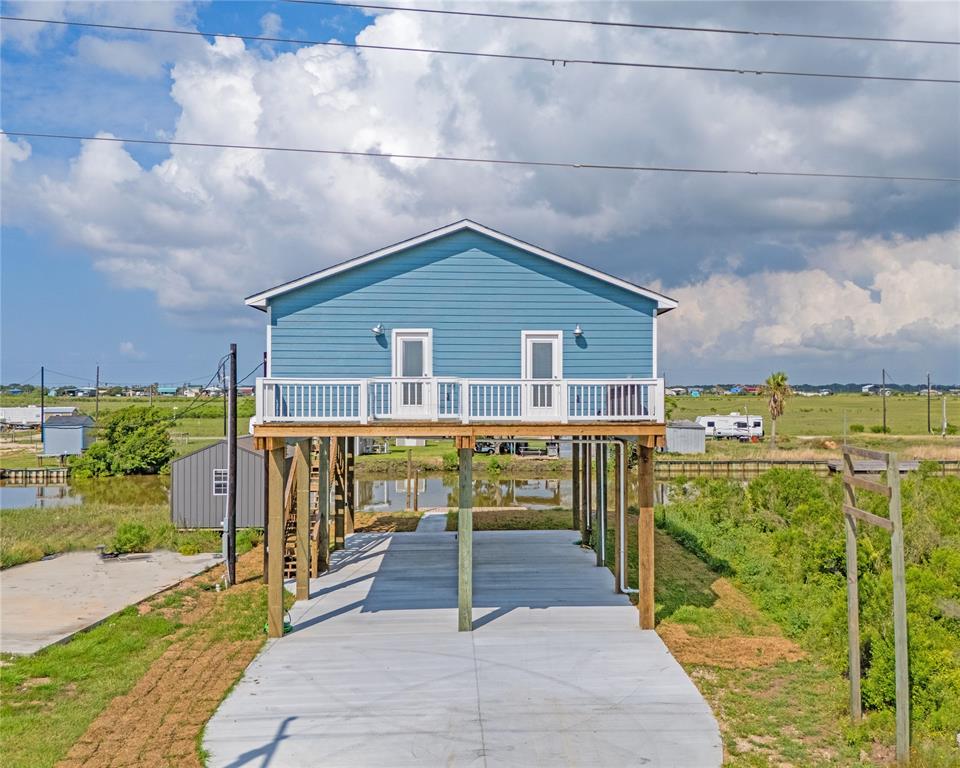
[414, 508, 448, 532]
[204, 531, 722, 767]
[0, 550, 222, 654]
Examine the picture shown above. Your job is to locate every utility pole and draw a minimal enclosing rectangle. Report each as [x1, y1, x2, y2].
[882, 369, 887, 433]
[927, 372, 931, 434]
[40, 365, 45, 451]
[95, 365, 100, 421]
[226, 344, 238, 586]
[943, 396, 948, 438]
[222, 366, 227, 437]
[149, 382, 153, 406]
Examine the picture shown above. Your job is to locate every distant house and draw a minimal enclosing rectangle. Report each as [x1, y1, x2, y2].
[238, 386, 255, 397]
[689, 389, 701, 398]
[862, 384, 879, 394]
[170, 436, 293, 529]
[42, 415, 95, 456]
[157, 386, 179, 396]
[664, 420, 706, 454]
[182, 387, 200, 398]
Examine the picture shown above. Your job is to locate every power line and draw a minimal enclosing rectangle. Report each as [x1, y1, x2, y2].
[237, 364, 264, 385]
[3, 130, 959, 183]
[286, 0, 960, 46]
[1, 16, 957, 84]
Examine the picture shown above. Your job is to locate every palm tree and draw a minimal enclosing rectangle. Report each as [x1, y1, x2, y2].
[763, 371, 792, 448]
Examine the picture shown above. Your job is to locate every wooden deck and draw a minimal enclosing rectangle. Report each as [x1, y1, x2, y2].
[204, 530, 722, 767]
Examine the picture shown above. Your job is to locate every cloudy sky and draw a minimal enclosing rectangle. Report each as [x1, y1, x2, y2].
[2, 0, 958, 387]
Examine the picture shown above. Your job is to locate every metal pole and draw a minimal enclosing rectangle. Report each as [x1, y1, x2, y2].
[260, 348, 270, 581]
[95, 364, 100, 421]
[927, 372, 931, 434]
[40, 366, 45, 451]
[226, 343, 237, 586]
[882, 369, 887, 432]
[942, 396, 948, 437]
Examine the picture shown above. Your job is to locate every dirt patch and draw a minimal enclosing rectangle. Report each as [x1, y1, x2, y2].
[56, 550, 266, 768]
[658, 578, 805, 669]
[17, 676, 52, 691]
[354, 512, 420, 533]
[659, 623, 805, 668]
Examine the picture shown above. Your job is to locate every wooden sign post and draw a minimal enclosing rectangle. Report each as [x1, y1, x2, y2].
[841, 445, 910, 766]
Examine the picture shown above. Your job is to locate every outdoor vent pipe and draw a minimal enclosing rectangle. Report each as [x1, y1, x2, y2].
[549, 437, 637, 595]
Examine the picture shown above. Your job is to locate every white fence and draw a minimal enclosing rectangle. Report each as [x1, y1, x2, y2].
[255, 377, 664, 424]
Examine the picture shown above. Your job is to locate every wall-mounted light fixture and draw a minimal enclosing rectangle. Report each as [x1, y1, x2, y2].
[371, 323, 384, 336]
[573, 324, 584, 337]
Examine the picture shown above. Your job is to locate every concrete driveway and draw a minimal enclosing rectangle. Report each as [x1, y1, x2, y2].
[204, 530, 722, 767]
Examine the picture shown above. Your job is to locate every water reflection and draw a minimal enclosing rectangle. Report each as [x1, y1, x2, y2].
[359, 476, 570, 512]
[0, 475, 170, 510]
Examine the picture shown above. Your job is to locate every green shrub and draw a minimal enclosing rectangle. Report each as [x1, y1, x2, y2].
[659, 470, 960, 739]
[236, 528, 262, 554]
[869, 425, 892, 434]
[112, 521, 150, 554]
[441, 451, 459, 472]
[71, 406, 175, 477]
[849, 423, 865, 433]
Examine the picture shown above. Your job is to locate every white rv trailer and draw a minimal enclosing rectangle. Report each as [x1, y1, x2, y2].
[695, 412, 764, 440]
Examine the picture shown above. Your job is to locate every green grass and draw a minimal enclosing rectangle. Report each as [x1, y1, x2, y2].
[446, 506, 573, 530]
[0, 501, 222, 569]
[655, 468, 960, 763]
[671, 393, 959, 437]
[0, 605, 184, 768]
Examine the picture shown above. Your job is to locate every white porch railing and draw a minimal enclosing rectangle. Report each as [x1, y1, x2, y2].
[255, 377, 664, 425]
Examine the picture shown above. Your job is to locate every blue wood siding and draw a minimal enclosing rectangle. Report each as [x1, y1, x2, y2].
[269, 230, 655, 379]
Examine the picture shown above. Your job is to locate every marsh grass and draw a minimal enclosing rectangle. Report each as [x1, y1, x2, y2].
[0, 503, 221, 569]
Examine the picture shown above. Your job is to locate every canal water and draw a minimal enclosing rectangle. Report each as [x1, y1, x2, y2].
[0, 475, 170, 510]
[0, 473, 672, 512]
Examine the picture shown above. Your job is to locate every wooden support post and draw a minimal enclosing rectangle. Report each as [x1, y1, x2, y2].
[457, 438, 473, 631]
[614, 443, 623, 593]
[267, 444, 286, 638]
[344, 437, 355, 536]
[314, 437, 330, 576]
[294, 439, 311, 601]
[333, 437, 345, 549]
[413, 469, 420, 512]
[888, 452, 910, 766]
[637, 439, 656, 629]
[572, 443, 581, 533]
[842, 451, 862, 721]
[406, 449, 413, 511]
[584, 442, 592, 542]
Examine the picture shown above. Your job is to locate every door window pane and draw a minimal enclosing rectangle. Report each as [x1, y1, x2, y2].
[401, 339, 424, 377]
[531, 342, 553, 379]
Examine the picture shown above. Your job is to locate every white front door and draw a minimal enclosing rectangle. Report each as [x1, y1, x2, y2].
[393, 329, 432, 418]
[522, 331, 562, 419]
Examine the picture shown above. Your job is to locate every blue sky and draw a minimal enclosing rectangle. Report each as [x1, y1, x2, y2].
[2, 1, 958, 388]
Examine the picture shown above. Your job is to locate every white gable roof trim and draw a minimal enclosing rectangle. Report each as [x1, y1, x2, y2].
[244, 220, 678, 313]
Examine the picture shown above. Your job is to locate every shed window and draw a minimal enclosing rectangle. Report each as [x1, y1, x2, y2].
[706, 421, 715, 427]
[213, 469, 228, 496]
[753, 421, 762, 428]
